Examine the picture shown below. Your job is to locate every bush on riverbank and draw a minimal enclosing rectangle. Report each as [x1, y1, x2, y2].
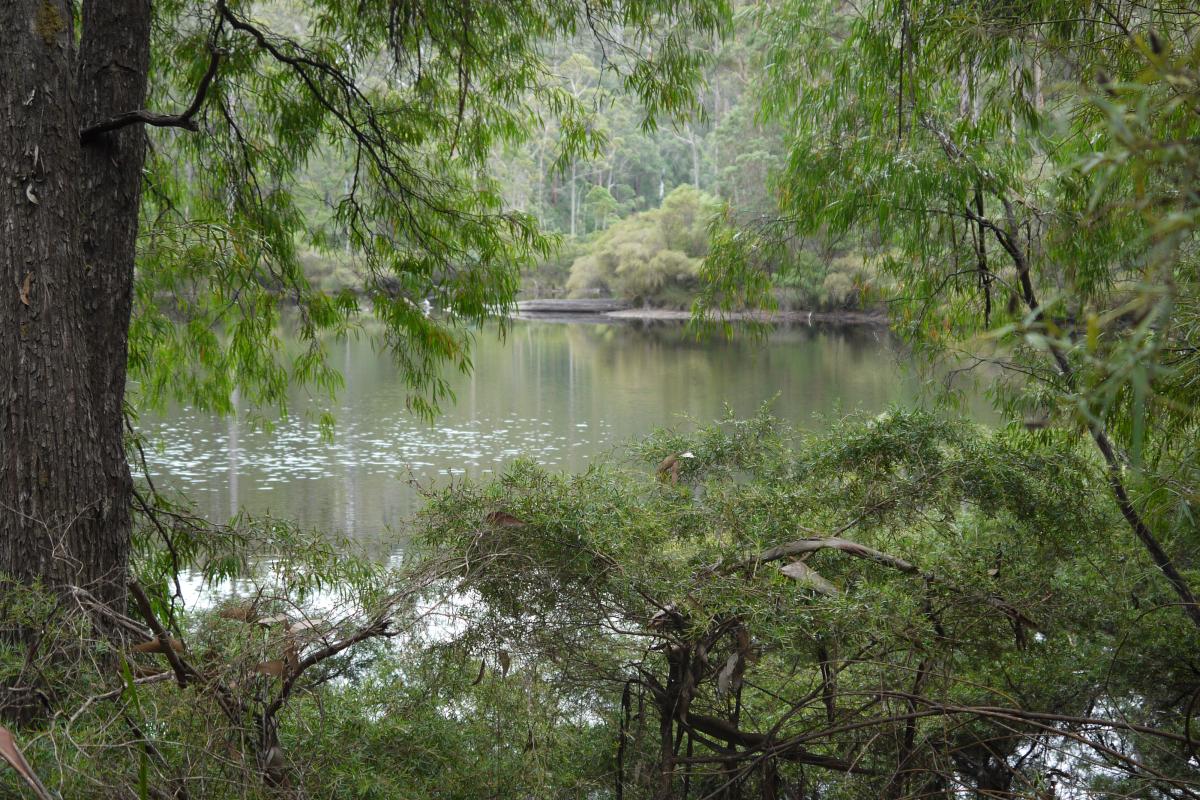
[565, 186, 720, 306]
[300, 248, 361, 293]
[772, 251, 886, 311]
[294, 216, 887, 315]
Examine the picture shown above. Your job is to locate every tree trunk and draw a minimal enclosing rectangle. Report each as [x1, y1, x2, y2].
[1, 0, 148, 616]
[689, 125, 700, 189]
[77, 0, 153, 609]
[570, 160, 578, 237]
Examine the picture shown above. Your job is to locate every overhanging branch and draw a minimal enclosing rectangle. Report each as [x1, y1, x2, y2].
[80, 42, 222, 144]
[748, 535, 1039, 633]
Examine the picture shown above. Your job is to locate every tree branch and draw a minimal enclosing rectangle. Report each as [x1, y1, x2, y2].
[263, 615, 394, 721]
[967, 198, 1200, 631]
[127, 581, 200, 688]
[748, 536, 1039, 633]
[80, 43, 222, 144]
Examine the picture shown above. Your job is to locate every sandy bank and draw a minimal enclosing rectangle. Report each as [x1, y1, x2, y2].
[516, 299, 887, 325]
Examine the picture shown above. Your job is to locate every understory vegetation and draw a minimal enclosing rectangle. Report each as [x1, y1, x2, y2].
[6, 411, 1196, 798]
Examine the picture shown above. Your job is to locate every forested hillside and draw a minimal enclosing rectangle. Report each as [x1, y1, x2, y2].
[287, 4, 873, 310]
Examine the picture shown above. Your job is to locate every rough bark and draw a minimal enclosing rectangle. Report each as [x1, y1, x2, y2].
[77, 0, 154, 611]
[0, 0, 150, 615]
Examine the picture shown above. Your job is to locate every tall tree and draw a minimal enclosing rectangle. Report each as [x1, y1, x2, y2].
[1, 0, 139, 611]
[0, 0, 728, 612]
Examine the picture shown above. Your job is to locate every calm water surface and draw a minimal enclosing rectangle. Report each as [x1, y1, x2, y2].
[140, 319, 932, 550]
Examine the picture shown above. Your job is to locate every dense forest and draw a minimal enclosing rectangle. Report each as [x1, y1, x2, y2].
[1, 0, 1199, 798]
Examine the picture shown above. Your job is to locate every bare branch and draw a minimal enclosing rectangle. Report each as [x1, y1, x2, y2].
[80, 37, 222, 144]
[127, 581, 201, 688]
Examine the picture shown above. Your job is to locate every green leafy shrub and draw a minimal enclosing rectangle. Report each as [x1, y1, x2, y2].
[410, 409, 1197, 798]
[566, 186, 720, 305]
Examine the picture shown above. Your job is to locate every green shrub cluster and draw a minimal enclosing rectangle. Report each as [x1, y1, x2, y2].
[1, 412, 1195, 798]
[565, 186, 720, 306]
[773, 251, 884, 311]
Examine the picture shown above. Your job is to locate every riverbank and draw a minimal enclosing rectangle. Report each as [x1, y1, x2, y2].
[516, 299, 889, 325]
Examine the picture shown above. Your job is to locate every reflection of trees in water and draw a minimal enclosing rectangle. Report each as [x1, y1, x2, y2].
[570, 318, 894, 353]
[156, 319, 927, 552]
[552, 319, 912, 425]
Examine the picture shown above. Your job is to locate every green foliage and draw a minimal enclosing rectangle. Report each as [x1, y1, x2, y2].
[770, 252, 885, 311]
[130, 0, 730, 420]
[0, 510, 418, 799]
[8, 412, 1198, 797]
[718, 0, 1200, 442]
[566, 185, 720, 304]
[699, 0, 1200, 638]
[22, 0, 1200, 796]
[411, 410, 1198, 796]
[584, 184, 621, 231]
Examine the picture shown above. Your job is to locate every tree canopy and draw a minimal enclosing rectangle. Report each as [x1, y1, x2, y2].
[133, 0, 730, 419]
[700, 0, 1200, 632]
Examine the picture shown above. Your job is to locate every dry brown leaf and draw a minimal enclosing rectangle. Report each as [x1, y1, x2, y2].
[0, 725, 54, 800]
[254, 660, 286, 677]
[18, 273, 31, 307]
[656, 452, 694, 483]
[656, 454, 679, 483]
[131, 637, 185, 654]
[470, 658, 486, 686]
[717, 652, 741, 697]
[218, 604, 258, 623]
[284, 642, 300, 673]
[485, 510, 526, 528]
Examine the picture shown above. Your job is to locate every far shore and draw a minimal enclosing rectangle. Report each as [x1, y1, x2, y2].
[515, 298, 888, 325]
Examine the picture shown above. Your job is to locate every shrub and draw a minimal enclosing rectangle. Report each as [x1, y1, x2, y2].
[566, 186, 719, 305]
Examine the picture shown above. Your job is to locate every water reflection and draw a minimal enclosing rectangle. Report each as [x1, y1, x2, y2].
[140, 319, 927, 549]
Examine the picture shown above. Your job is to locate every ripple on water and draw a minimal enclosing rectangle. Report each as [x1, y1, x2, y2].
[139, 321, 924, 547]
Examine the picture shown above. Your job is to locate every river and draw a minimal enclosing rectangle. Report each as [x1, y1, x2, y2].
[139, 318, 939, 553]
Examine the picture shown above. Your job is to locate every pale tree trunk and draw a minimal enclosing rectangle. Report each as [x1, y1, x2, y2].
[1, 0, 150, 622]
[687, 124, 700, 188]
[1032, 59, 1044, 111]
[570, 160, 578, 237]
[672, 124, 701, 189]
[959, 56, 982, 124]
[537, 137, 546, 211]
